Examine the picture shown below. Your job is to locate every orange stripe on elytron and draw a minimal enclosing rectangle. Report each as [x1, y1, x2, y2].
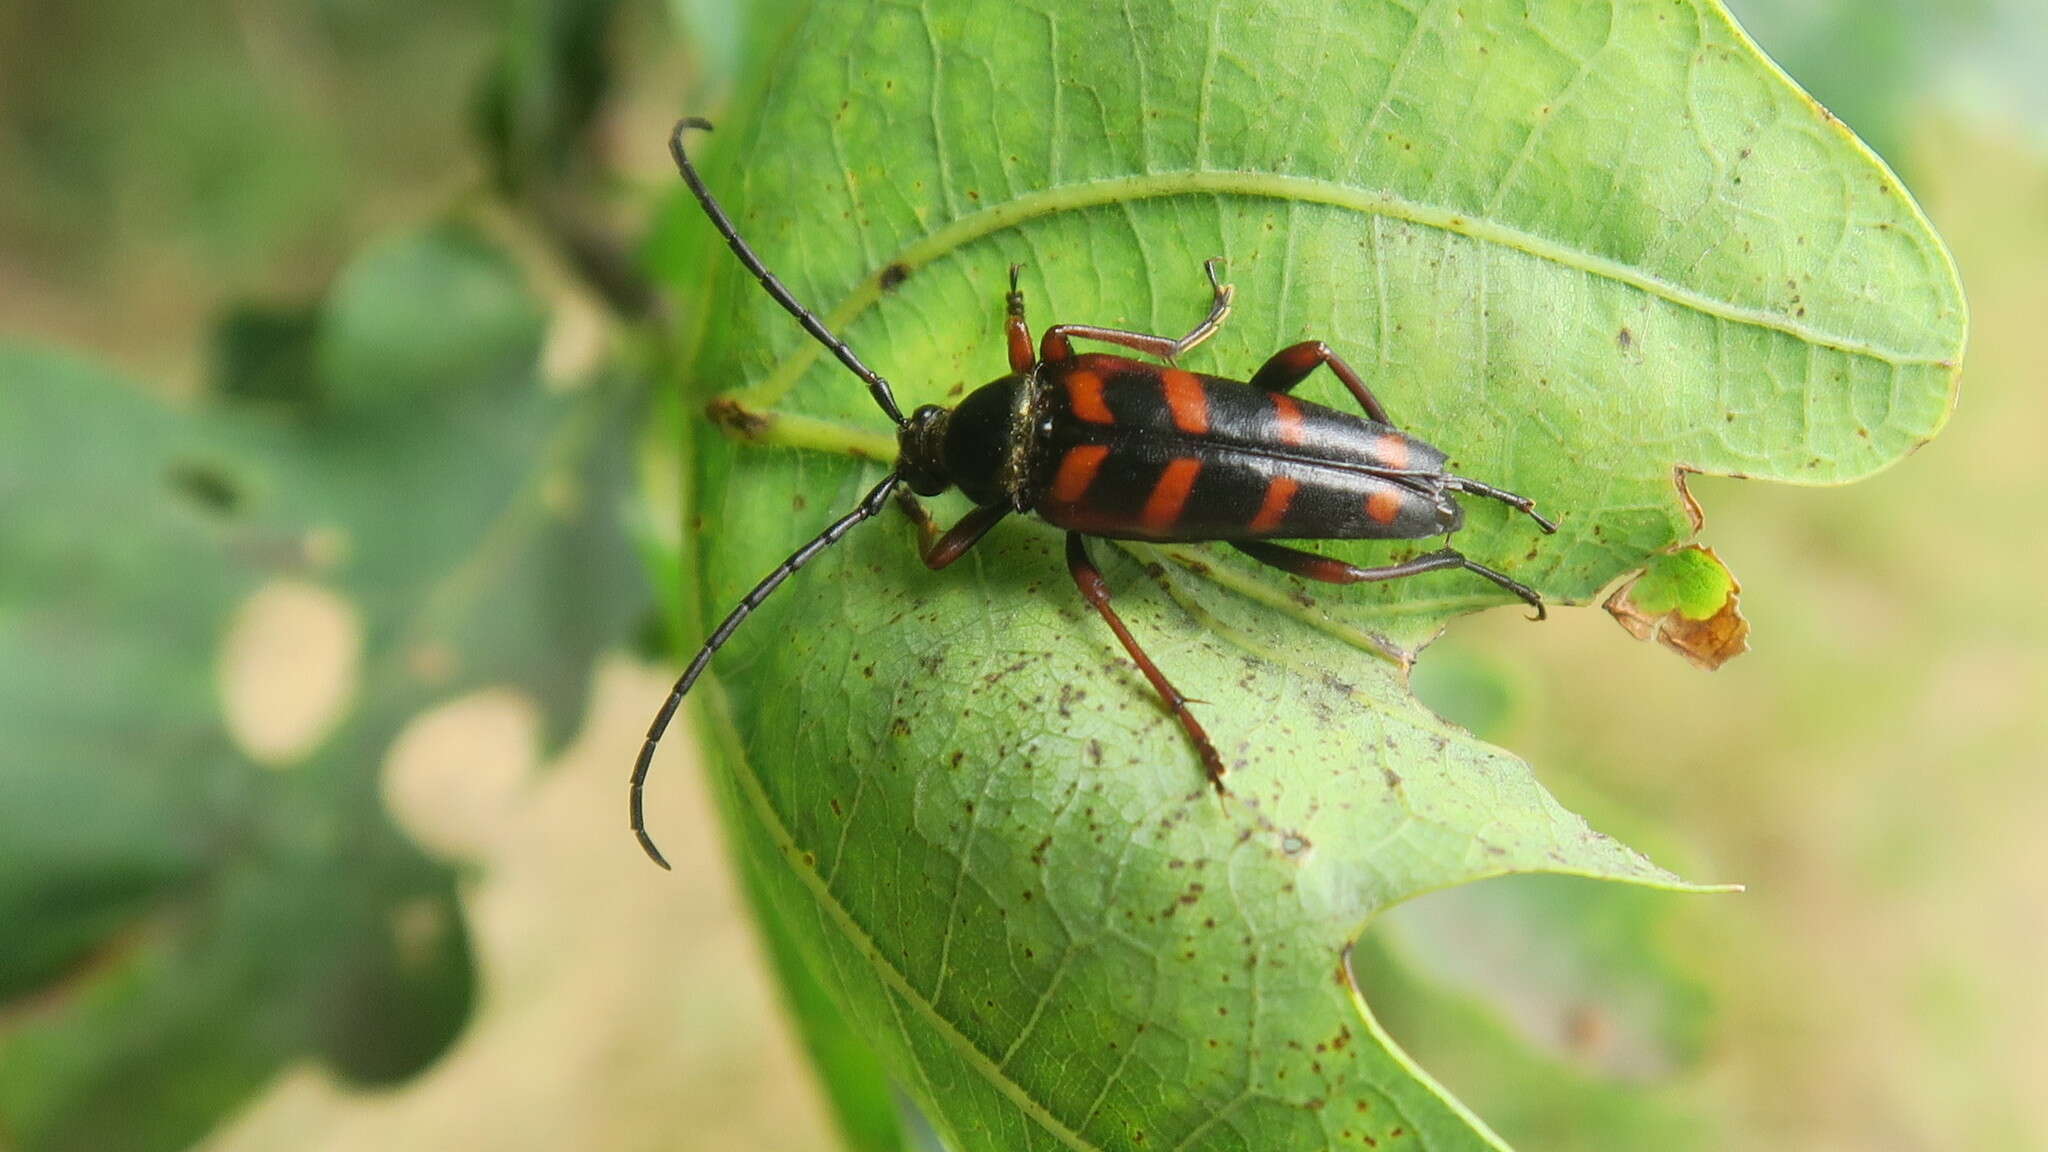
[1066, 369, 1113, 423]
[1162, 369, 1208, 434]
[1366, 488, 1403, 525]
[1249, 475, 1299, 534]
[1271, 393, 1306, 445]
[1374, 433, 1411, 471]
[1142, 458, 1202, 533]
[1051, 445, 1111, 504]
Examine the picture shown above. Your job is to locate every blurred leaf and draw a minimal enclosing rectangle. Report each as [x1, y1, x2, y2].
[0, 223, 646, 1152]
[318, 227, 544, 410]
[214, 304, 324, 408]
[661, 0, 746, 102]
[647, 1, 1962, 1148]
[1727, 0, 2048, 162]
[1410, 646, 1521, 740]
[1941, 0, 2048, 142]
[1722, 0, 1932, 165]
[1354, 875, 1720, 1152]
[1376, 875, 1715, 1082]
[475, 0, 621, 195]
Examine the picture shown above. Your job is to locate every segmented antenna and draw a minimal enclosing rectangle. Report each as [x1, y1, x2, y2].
[633, 122, 918, 868]
[668, 118, 908, 427]
[632, 473, 905, 868]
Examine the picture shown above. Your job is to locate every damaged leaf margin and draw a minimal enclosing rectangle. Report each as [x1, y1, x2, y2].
[1605, 545, 1752, 671]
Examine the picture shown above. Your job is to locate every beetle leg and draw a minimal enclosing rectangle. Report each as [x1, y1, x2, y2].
[1248, 341, 1391, 425]
[1231, 540, 1546, 620]
[1041, 257, 1235, 365]
[1066, 532, 1230, 793]
[897, 494, 1009, 569]
[1005, 264, 1036, 373]
[1448, 476, 1559, 533]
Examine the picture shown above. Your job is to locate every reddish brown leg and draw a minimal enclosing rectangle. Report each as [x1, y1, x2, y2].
[1065, 532, 1229, 792]
[1005, 265, 1035, 373]
[898, 493, 1009, 569]
[1232, 540, 1545, 620]
[1041, 258, 1233, 364]
[1248, 341, 1391, 425]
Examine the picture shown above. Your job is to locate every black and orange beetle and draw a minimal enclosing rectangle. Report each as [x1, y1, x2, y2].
[632, 118, 1558, 867]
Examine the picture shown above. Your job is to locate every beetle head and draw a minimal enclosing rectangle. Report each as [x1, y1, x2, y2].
[896, 404, 953, 496]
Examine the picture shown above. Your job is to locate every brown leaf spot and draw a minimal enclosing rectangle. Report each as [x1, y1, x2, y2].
[705, 395, 773, 439]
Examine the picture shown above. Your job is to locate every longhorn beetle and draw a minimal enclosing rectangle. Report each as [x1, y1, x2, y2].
[632, 118, 1558, 868]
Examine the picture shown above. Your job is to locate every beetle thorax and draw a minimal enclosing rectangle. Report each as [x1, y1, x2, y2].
[897, 373, 1039, 509]
[994, 368, 1045, 510]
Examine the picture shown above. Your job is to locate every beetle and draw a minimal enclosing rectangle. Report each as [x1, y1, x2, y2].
[631, 117, 1557, 868]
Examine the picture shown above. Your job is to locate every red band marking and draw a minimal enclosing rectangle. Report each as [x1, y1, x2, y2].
[1162, 369, 1208, 434]
[1365, 487, 1403, 525]
[1249, 475, 1299, 534]
[1271, 393, 1306, 446]
[1142, 458, 1202, 533]
[1051, 445, 1111, 503]
[1066, 370, 1113, 423]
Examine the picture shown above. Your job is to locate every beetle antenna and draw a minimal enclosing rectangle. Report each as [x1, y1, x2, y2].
[1450, 476, 1558, 534]
[632, 471, 905, 868]
[670, 118, 908, 428]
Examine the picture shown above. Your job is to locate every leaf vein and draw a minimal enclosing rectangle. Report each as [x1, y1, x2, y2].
[733, 169, 1952, 414]
[720, 715, 1109, 1152]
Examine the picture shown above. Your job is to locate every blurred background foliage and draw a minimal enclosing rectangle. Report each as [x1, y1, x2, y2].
[0, 0, 2041, 1149]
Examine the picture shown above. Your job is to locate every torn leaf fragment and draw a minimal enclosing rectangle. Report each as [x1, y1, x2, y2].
[1605, 546, 1751, 670]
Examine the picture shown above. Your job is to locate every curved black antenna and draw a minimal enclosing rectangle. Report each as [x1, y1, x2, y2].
[632, 472, 905, 868]
[669, 118, 907, 428]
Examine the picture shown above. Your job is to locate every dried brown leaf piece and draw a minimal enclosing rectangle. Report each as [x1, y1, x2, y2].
[1605, 545, 1751, 670]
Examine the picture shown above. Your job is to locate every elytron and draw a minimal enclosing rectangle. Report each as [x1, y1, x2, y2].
[632, 117, 1555, 868]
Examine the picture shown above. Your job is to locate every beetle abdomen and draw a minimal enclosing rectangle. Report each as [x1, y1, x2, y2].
[1030, 355, 1462, 542]
[1035, 439, 1463, 541]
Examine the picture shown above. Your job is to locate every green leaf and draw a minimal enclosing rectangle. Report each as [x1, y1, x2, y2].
[476, 0, 622, 195]
[651, 1, 1963, 1148]
[739, 838, 914, 1152]
[0, 224, 646, 1152]
[318, 225, 545, 411]
[214, 304, 325, 408]
[1604, 545, 1750, 670]
[1620, 548, 1736, 622]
